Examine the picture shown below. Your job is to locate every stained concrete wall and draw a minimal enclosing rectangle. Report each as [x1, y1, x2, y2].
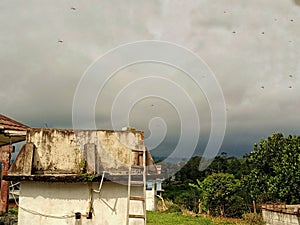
[146, 181, 157, 211]
[8, 128, 148, 176]
[263, 209, 300, 225]
[18, 181, 144, 225]
[27, 129, 145, 174]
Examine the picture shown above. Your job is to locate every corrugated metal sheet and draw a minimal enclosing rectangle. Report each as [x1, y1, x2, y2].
[0, 114, 28, 131]
[0, 114, 28, 146]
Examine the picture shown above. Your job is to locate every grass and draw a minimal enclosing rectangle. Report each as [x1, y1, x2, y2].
[147, 211, 248, 225]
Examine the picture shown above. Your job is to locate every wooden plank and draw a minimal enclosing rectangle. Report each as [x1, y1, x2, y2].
[128, 214, 145, 219]
[130, 196, 145, 201]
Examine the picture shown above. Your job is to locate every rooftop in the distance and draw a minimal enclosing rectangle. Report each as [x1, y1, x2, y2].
[0, 114, 28, 146]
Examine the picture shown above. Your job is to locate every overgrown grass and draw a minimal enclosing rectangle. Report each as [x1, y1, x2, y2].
[147, 211, 248, 225]
[8, 207, 18, 216]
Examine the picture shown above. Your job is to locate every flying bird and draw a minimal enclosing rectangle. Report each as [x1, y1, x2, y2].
[261, 86, 265, 89]
[71, 7, 76, 10]
[58, 40, 63, 43]
[289, 75, 293, 78]
[289, 86, 292, 89]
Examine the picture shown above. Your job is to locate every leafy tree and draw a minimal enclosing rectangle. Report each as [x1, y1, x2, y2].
[205, 153, 228, 175]
[175, 156, 204, 183]
[245, 133, 300, 205]
[189, 173, 240, 216]
[188, 179, 205, 213]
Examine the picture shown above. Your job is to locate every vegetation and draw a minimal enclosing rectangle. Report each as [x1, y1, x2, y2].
[189, 173, 241, 216]
[160, 133, 300, 219]
[147, 211, 249, 225]
[245, 133, 300, 204]
[8, 207, 18, 216]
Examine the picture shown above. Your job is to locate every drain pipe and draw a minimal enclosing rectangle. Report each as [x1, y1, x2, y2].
[93, 171, 105, 193]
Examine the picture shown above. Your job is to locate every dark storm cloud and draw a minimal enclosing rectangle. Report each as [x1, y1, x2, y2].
[1, 0, 300, 157]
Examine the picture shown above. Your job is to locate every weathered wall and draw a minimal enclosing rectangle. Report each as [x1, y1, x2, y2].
[24, 129, 145, 175]
[18, 181, 144, 225]
[0, 145, 13, 214]
[262, 209, 300, 225]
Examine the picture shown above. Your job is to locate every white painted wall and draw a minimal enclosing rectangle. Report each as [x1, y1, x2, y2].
[262, 210, 300, 225]
[18, 181, 144, 225]
[146, 181, 157, 211]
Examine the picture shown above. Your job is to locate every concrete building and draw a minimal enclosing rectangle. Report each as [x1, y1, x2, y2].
[145, 165, 163, 211]
[4, 128, 158, 225]
[262, 204, 300, 225]
[0, 114, 28, 214]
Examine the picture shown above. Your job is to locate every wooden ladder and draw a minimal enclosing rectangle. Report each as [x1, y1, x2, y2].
[126, 147, 146, 225]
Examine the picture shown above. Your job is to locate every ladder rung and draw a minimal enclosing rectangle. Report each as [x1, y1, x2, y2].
[130, 196, 145, 201]
[130, 181, 144, 186]
[131, 149, 145, 152]
[128, 214, 145, 219]
[131, 165, 144, 169]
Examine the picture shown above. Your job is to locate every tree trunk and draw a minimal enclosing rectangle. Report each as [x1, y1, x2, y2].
[198, 199, 202, 214]
[220, 205, 225, 217]
[253, 200, 257, 214]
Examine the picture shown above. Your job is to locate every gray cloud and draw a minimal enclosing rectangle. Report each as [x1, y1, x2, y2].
[1, 0, 299, 158]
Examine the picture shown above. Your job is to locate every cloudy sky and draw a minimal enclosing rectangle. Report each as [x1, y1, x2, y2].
[1, 0, 300, 159]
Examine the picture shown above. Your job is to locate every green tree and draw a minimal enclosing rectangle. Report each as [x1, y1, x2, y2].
[190, 173, 240, 216]
[188, 179, 205, 213]
[205, 153, 228, 175]
[245, 133, 300, 205]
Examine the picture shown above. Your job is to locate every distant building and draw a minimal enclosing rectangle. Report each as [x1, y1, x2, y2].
[4, 128, 159, 225]
[146, 165, 164, 211]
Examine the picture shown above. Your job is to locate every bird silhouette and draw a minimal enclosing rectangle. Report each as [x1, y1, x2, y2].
[58, 40, 63, 43]
[71, 7, 76, 10]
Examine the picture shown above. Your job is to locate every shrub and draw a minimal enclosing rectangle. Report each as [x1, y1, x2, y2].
[8, 207, 18, 216]
[242, 213, 265, 225]
[166, 203, 182, 213]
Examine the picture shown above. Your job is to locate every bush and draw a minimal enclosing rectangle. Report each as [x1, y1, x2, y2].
[8, 207, 18, 216]
[242, 213, 265, 225]
[166, 204, 182, 213]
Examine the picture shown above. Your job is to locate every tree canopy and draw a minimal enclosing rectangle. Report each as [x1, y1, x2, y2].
[245, 133, 300, 204]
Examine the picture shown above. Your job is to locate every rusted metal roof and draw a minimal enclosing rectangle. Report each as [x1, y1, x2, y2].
[0, 114, 28, 131]
[0, 114, 28, 146]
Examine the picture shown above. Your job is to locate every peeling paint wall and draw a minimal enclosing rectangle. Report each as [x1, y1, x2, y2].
[262, 209, 300, 225]
[18, 181, 144, 225]
[8, 128, 152, 224]
[0, 145, 13, 214]
[23, 128, 145, 175]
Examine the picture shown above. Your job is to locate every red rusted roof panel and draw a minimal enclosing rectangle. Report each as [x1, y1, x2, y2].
[0, 114, 29, 131]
